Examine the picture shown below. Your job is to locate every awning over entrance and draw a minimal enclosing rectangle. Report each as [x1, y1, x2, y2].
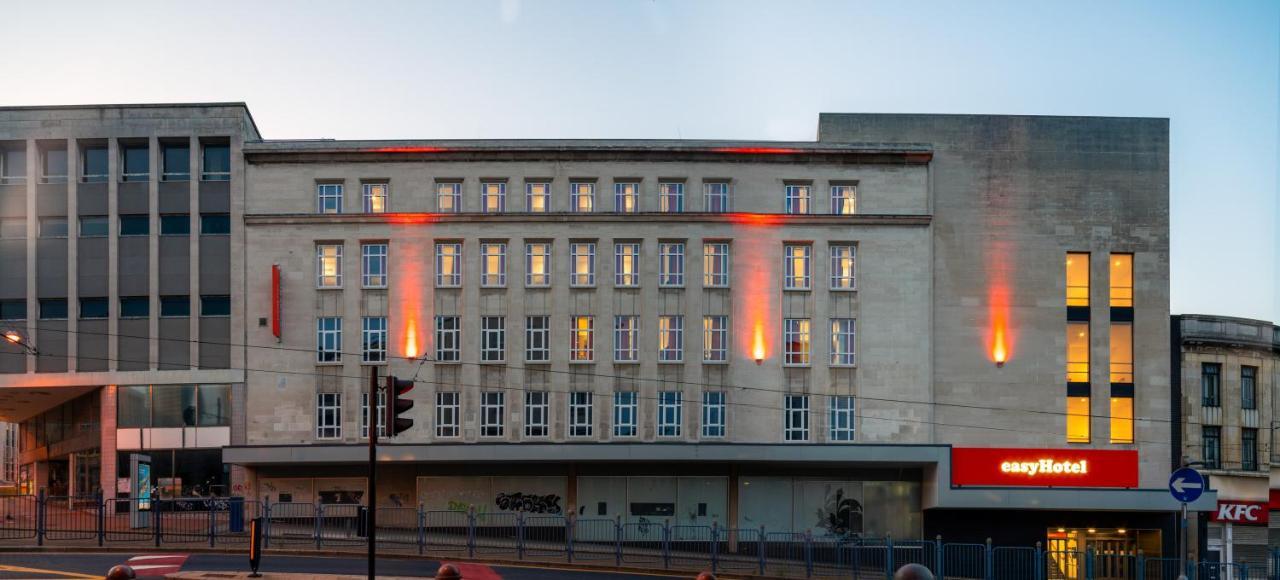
[0, 384, 97, 422]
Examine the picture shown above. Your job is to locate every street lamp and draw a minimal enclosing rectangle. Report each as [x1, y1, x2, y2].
[1, 328, 37, 355]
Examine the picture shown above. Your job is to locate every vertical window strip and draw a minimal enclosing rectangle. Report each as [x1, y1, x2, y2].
[830, 245, 856, 289]
[362, 316, 387, 363]
[658, 391, 682, 436]
[436, 392, 460, 438]
[525, 316, 550, 362]
[703, 316, 728, 362]
[436, 243, 462, 287]
[701, 391, 726, 437]
[525, 242, 551, 287]
[703, 243, 730, 287]
[784, 245, 811, 290]
[784, 395, 809, 441]
[316, 392, 342, 439]
[570, 316, 594, 362]
[614, 316, 639, 362]
[569, 392, 593, 437]
[361, 243, 387, 288]
[828, 396, 855, 441]
[659, 242, 685, 287]
[614, 243, 639, 287]
[524, 391, 549, 437]
[317, 244, 343, 287]
[659, 316, 684, 362]
[481, 243, 507, 287]
[480, 392, 505, 437]
[361, 390, 386, 438]
[572, 243, 596, 286]
[481, 316, 506, 362]
[435, 316, 460, 362]
[316, 317, 342, 363]
[613, 391, 638, 437]
[830, 318, 856, 366]
[784, 318, 811, 366]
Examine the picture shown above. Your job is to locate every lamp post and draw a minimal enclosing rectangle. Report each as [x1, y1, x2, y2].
[1, 328, 37, 355]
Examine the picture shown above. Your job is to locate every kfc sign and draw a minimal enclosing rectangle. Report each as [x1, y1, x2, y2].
[951, 448, 1139, 488]
[1211, 501, 1268, 525]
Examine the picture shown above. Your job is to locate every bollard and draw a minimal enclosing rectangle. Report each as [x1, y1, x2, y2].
[417, 503, 426, 555]
[105, 564, 137, 580]
[696, 572, 717, 580]
[434, 563, 462, 580]
[893, 563, 934, 580]
[935, 535, 944, 579]
[984, 537, 993, 580]
[757, 525, 766, 576]
[1034, 541, 1044, 580]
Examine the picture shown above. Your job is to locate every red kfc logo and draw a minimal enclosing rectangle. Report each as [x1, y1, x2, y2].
[1211, 501, 1268, 525]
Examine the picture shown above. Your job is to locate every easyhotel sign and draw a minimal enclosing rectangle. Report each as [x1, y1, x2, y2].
[952, 448, 1139, 488]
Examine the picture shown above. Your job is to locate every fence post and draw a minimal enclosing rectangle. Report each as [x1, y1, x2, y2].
[516, 511, 525, 560]
[886, 532, 895, 579]
[35, 488, 45, 547]
[710, 520, 719, 573]
[758, 525, 767, 576]
[614, 515, 623, 568]
[467, 506, 476, 559]
[1083, 546, 1094, 580]
[154, 499, 162, 547]
[416, 503, 425, 556]
[314, 503, 323, 550]
[262, 499, 271, 550]
[936, 535, 944, 579]
[1034, 541, 1043, 580]
[984, 538, 993, 580]
[662, 518, 671, 569]
[96, 489, 105, 547]
[566, 514, 575, 564]
[1135, 549, 1144, 580]
[804, 529, 814, 578]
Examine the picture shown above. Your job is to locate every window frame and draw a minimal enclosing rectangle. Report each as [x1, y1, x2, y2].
[317, 183, 344, 214]
[614, 243, 640, 287]
[316, 317, 343, 363]
[481, 242, 507, 288]
[659, 181, 684, 213]
[568, 392, 593, 437]
[613, 391, 638, 438]
[571, 242, 596, 287]
[703, 243, 730, 288]
[481, 316, 506, 363]
[525, 181, 550, 213]
[829, 245, 856, 290]
[658, 315, 684, 363]
[316, 392, 342, 439]
[657, 391, 682, 437]
[829, 396, 856, 441]
[784, 318, 811, 366]
[1242, 427, 1258, 471]
[316, 244, 343, 288]
[830, 184, 857, 215]
[614, 182, 639, 213]
[784, 395, 810, 442]
[613, 315, 639, 363]
[435, 242, 462, 288]
[784, 244, 812, 290]
[434, 315, 461, 362]
[784, 184, 811, 215]
[702, 315, 728, 363]
[830, 318, 856, 366]
[524, 391, 549, 437]
[1202, 425, 1221, 469]
[659, 242, 685, 287]
[362, 182, 389, 213]
[361, 243, 388, 288]
[361, 316, 387, 364]
[360, 390, 387, 438]
[1201, 363, 1221, 407]
[1241, 366, 1258, 410]
[703, 182, 730, 213]
[525, 315, 550, 362]
[435, 391, 460, 438]
[570, 181, 595, 213]
[436, 181, 462, 213]
[701, 391, 726, 438]
[480, 391, 505, 437]
[570, 315, 594, 362]
[482, 181, 506, 213]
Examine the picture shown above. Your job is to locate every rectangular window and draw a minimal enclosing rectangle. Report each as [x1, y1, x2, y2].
[1110, 253, 1133, 307]
[39, 218, 67, 238]
[79, 297, 108, 319]
[316, 244, 343, 288]
[1201, 363, 1221, 407]
[1242, 366, 1258, 410]
[0, 218, 26, 239]
[436, 243, 461, 287]
[1067, 396, 1090, 443]
[613, 392, 638, 437]
[362, 316, 387, 363]
[200, 295, 231, 317]
[201, 144, 230, 181]
[121, 145, 148, 181]
[481, 316, 505, 362]
[525, 316, 549, 362]
[482, 181, 506, 213]
[784, 395, 810, 441]
[481, 392, 505, 437]
[159, 296, 189, 317]
[785, 184, 810, 214]
[79, 216, 108, 237]
[784, 318, 811, 366]
[613, 316, 639, 362]
[1202, 426, 1221, 469]
[82, 146, 108, 182]
[703, 316, 728, 362]
[160, 215, 189, 236]
[525, 243, 551, 287]
[39, 299, 67, 320]
[569, 392, 593, 437]
[1066, 253, 1089, 306]
[526, 182, 550, 213]
[361, 390, 386, 438]
[437, 182, 461, 212]
[659, 315, 684, 362]
[703, 243, 730, 287]
[829, 396, 856, 441]
[317, 183, 343, 214]
[119, 297, 148, 318]
[317, 317, 342, 363]
[162, 143, 189, 181]
[704, 182, 730, 213]
[571, 243, 596, 286]
[481, 243, 507, 287]
[1109, 397, 1133, 444]
[830, 245, 856, 290]
[570, 316, 594, 362]
[435, 315, 460, 362]
[363, 183, 389, 213]
[316, 393, 342, 439]
[436, 392, 460, 438]
[614, 182, 638, 213]
[1110, 322, 1132, 383]
[361, 243, 388, 288]
[702, 391, 725, 438]
[658, 391, 682, 437]
[659, 182, 684, 212]
[0, 146, 24, 184]
[1242, 428, 1258, 471]
[1067, 322, 1089, 383]
[41, 147, 68, 183]
[119, 215, 149, 236]
[0, 300, 25, 321]
[659, 242, 685, 287]
[830, 318, 856, 366]
[614, 243, 639, 287]
[200, 214, 230, 235]
[524, 391, 549, 437]
[784, 245, 811, 290]
[571, 182, 595, 213]
[830, 184, 856, 215]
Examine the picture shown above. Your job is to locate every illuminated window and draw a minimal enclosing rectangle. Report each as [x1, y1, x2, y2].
[317, 183, 343, 214]
[568, 392, 593, 437]
[830, 318, 856, 366]
[571, 243, 596, 286]
[361, 243, 387, 288]
[784, 245, 811, 290]
[1201, 363, 1221, 407]
[524, 242, 552, 287]
[704, 182, 730, 213]
[785, 184, 810, 214]
[480, 392, 504, 437]
[1067, 396, 1090, 443]
[829, 396, 855, 441]
[830, 184, 856, 215]
[481, 243, 507, 287]
[1242, 428, 1258, 471]
[1110, 254, 1132, 307]
[1202, 426, 1220, 468]
[316, 317, 342, 363]
[1109, 322, 1132, 383]
[316, 244, 343, 288]
[362, 183, 388, 213]
[659, 315, 684, 362]
[526, 182, 550, 212]
[481, 316, 505, 362]
[658, 391, 682, 436]
[784, 395, 810, 441]
[614, 182, 639, 213]
[703, 243, 730, 287]
[436, 392, 460, 438]
[614, 243, 639, 287]
[1109, 397, 1133, 444]
[525, 316, 549, 362]
[362, 316, 386, 363]
[436, 181, 461, 212]
[702, 392, 726, 437]
[830, 245, 856, 290]
[614, 316, 638, 362]
[614, 392, 637, 437]
[784, 318, 811, 366]
[659, 242, 685, 287]
[1242, 366, 1257, 410]
[703, 315, 728, 362]
[482, 181, 506, 213]
[1067, 322, 1089, 383]
[571, 182, 595, 213]
[360, 390, 386, 438]
[434, 315, 460, 362]
[316, 393, 342, 439]
[524, 391, 549, 437]
[1066, 253, 1089, 306]
[659, 182, 684, 212]
[570, 315, 594, 362]
[435, 243, 461, 287]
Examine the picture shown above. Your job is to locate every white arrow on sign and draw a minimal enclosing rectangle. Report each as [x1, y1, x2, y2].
[1171, 477, 1202, 494]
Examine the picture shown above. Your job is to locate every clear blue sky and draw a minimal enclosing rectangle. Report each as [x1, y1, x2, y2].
[7, 0, 1278, 321]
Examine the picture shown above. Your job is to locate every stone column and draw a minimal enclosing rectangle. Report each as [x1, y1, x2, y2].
[99, 385, 118, 499]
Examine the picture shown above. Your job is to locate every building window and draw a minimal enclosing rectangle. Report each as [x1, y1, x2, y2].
[119, 215, 149, 236]
[525, 182, 550, 213]
[784, 318, 811, 366]
[39, 299, 68, 320]
[1110, 254, 1132, 307]
[784, 395, 810, 441]
[317, 183, 343, 214]
[571, 243, 596, 286]
[1066, 253, 1089, 306]
[0, 145, 24, 185]
[613, 392, 638, 437]
[481, 392, 505, 437]
[363, 183, 389, 213]
[316, 393, 342, 439]
[41, 146, 67, 183]
[658, 391, 682, 437]
[784, 245, 811, 290]
[436, 392, 460, 438]
[437, 182, 461, 212]
[159, 296, 190, 317]
[613, 316, 639, 362]
[1201, 363, 1221, 407]
[1110, 322, 1132, 383]
[39, 217, 68, 238]
[162, 143, 189, 181]
[830, 245, 856, 290]
[361, 390, 386, 438]
[703, 316, 728, 363]
[659, 315, 684, 362]
[568, 392, 593, 437]
[1242, 428, 1258, 471]
[570, 316, 594, 362]
[79, 298, 108, 319]
[200, 214, 231, 235]
[435, 316, 460, 362]
[571, 182, 595, 213]
[829, 396, 855, 441]
[614, 182, 639, 213]
[160, 215, 189, 236]
[1067, 322, 1089, 383]
[703, 243, 730, 287]
[482, 181, 506, 213]
[785, 184, 810, 214]
[830, 184, 856, 215]
[1242, 366, 1258, 410]
[436, 243, 461, 287]
[704, 182, 730, 213]
[362, 316, 387, 363]
[0, 300, 26, 321]
[524, 391, 549, 437]
[317, 317, 342, 363]
[659, 242, 685, 287]
[481, 316, 505, 362]
[525, 242, 551, 287]
[201, 144, 230, 181]
[316, 244, 343, 288]
[81, 146, 108, 183]
[79, 216, 108, 238]
[525, 316, 550, 362]
[1109, 397, 1133, 444]
[481, 243, 507, 287]
[1067, 396, 1090, 443]
[119, 297, 148, 318]
[0, 218, 26, 239]
[1202, 425, 1221, 469]
[830, 318, 856, 366]
[659, 182, 684, 212]
[200, 295, 231, 317]
[614, 243, 640, 287]
[361, 243, 387, 288]
[702, 392, 726, 438]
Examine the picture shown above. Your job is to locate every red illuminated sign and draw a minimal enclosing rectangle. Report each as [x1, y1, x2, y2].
[951, 448, 1139, 488]
[1212, 501, 1268, 525]
[271, 265, 281, 340]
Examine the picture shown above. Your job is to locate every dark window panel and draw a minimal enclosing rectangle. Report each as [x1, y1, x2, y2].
[200, 214, 230, 235]
[201, 145, 230, 181]
[200, 295, 230, 317]
[120, 297, 149, 318]
[117, 385, 151, 428]
[1, 147, 26, 184]
[0, 218, 26, 239]
[79, 297, 108, 319]
[162, 144, 190, 181]
[160, 215, 190, 236]
[119, 215, 149, 237]
[39, 299, 67, 320]
[39, 218, 67, 238]
[122, 146, 149, 181]
[79, 216, 108, 238]
[160, 296, 190, 317]
[82, 147, 108, 182]
[0, 300, 25, 320]
[42, 148, 68, 182]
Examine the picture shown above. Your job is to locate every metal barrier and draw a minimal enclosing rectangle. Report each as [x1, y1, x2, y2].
[619, 520, 665, 565]
[0, 495, 37, 540]
[376, 506, 419, 548]
[265, 502, 316, 546]
[103, 498, 155, 543]
[317, 503, 363, 546]
[523, 514, 569, 559]
[422, 510, 470, 555]
[473, 512, 518, 556]
[716, 527, 764, 574]
[42, 495, 98, 541]
[570, 518, 617, 562]
[944, 542, 989, 579]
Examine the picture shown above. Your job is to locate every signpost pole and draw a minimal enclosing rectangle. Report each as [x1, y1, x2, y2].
[1179, 501, 1187, 579]
[1168, 466, 1204, 580]
[368, 366, 378, 580]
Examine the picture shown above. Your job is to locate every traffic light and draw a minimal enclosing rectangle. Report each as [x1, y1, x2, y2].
[384, 376, 414, 437]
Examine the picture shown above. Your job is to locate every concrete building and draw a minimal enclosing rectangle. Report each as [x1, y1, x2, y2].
[1174, 314, 1280, 567]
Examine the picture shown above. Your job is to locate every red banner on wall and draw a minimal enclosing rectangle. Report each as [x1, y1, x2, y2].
[951, 447, 1139, 488]
[1212, 501, 1268, 525]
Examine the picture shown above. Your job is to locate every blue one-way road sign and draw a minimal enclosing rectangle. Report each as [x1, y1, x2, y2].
[1169, 467, 1205, 503]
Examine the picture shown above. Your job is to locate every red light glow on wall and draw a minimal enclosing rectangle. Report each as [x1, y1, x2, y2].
[384, 214, 442, 225]
[710, 147, 804, 155]
[368, 146, 450, 154]
[391, 233, 427, 359]
[986, 240, 1015, 366]
[733, 222, 776, 364]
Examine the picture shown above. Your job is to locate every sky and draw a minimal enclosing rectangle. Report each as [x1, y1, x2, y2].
[4, 0, 1278, 321]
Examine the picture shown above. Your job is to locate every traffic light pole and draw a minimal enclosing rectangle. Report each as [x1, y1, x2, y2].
[368, 366, 378, 580]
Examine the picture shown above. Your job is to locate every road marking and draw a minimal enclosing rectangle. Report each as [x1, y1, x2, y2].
[123, 553, 190, 577]
[0, 563, 101, 579]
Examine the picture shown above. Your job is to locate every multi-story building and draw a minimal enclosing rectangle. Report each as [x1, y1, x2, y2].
[1174, 314, 1280, 568]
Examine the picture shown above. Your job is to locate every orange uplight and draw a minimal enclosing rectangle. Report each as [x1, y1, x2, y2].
[3, 331, 20, 345]
[985, 238, 1016, 367]
[710, 146, 804, 155]
[389, 230, 427, 360]
[752, 322, 766, 364]
[404, 318, 419, 359]
[992, 326, 1007, 367]
[368, 146, 450, 154]
[733, 219, 775, 365]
